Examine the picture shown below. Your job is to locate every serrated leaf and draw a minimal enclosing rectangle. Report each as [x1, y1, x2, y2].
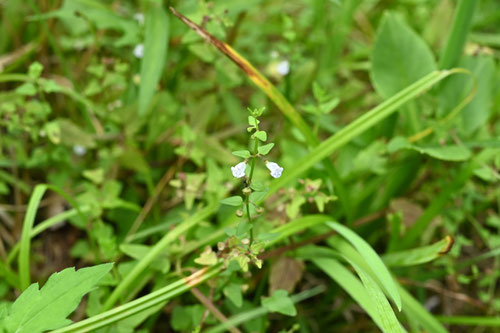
[2, 263, 113, 333]
[232, 150, 251, 159]
[261, 289, 296, 316]
[235, 254, 250, 272]
[258, 143, 274, 155]
[254, 131, 267, 142]
[220, 196, 243, 206]
[194, 248, 218, 266]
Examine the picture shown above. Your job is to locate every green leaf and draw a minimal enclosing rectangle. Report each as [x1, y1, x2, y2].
[139, 4, 169, 115]
[248, 115, 260, 126]
[120, 244, 170, 273]
[83, 168, 105, 185]
[438, 55, 494, 134]
[236, 220, 252, 238]
[383, 236, 454, 267]
[388, 137, 471, 161]
[2, 263, 112, 333]
[38, 78, 62, 93]
[235, 254, 250, 272]
[220, 196, 243, 206]
[232, 150, 251, 159]
[261, 290, 296, 316]
[319, 97, 340, 114]
[312, 82, 326, 101]
[223, 283, 243, 308]
[348, 261, 405, 333]
[371, 12, 436, 98]
[254, 131, 267, 142]
[194, 248, 218, 266]
[326, 222, 402, 311]
[269, 70, 461, 197]
[15, 82, 37, 96]
[459, 56, 494, 133]
[250, 182, 268, 192]
[171, 305, 204, 331]
[57, 119, 96, 148]
[258, 143, 274, 155]
[249, 191, 267, 204]
[28, 62, 43, 80]
[305, 251, 385, 329]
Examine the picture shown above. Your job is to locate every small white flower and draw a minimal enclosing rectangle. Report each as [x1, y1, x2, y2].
[270, 50, 279, 59]
[133, 44, 144, 58]
[266, 161, 283, 178]
[276, 60, 290, 76]
[134, 13, 145, 25]
[231, 161, 247, 178]
[73, 145, 87, 156]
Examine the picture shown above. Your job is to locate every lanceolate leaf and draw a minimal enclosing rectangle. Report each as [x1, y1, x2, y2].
[1, 263, 113, 333]
[348, 261, 405, 333]
[326, 222, 402, 311]
[309, 255, 384, 328]
[388, 137, 472, 161]
[383, 236, 454, 267]
[139, 4, 169, 115]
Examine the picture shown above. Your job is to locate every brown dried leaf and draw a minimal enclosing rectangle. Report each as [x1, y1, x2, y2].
[390, 198, 423, 228]
[269, 257, 305, 294]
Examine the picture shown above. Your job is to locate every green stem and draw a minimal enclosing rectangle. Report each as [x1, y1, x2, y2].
[246, 136, 260, 245]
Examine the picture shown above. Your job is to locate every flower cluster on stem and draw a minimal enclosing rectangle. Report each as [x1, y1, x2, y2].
[216, 107, 284, 271]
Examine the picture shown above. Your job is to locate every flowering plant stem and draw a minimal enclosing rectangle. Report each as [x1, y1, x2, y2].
[246, 136, 259, 246]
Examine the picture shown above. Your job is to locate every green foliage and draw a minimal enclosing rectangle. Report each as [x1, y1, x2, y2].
[220, 196, 243, 206]
[0, 264, 112, 333]
[261, 290, 296, 317]
[1, 0, 499, 332]
[371, 12, 437, 98]
[326, 221, 401, 310]
[257, 143, 274, 155]
[231, 150, 251, 159]
[139, 4, 169, 115]
[388, 137, 472, 161]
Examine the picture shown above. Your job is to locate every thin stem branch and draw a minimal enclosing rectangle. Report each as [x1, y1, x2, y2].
[191, 287, 242, 333]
